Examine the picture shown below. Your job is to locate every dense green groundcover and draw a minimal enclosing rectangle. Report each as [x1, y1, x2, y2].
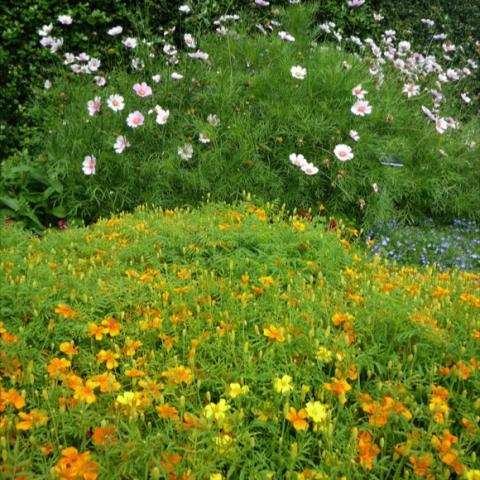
[1, 201, 479, 478]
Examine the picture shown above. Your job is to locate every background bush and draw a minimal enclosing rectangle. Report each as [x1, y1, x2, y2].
[0, 0, 289, 161]
[2, 5, 477, 231]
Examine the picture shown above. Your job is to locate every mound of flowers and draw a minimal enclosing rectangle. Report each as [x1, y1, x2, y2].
[1, 201, 479, 478]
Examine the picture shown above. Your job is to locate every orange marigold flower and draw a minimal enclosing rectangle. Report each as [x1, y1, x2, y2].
[47, 358, 71, 379]
[440, 450, 464, 475]
[123, 339, 143, 356]
[409, 454, 433, 478]
[332, 312, 354, 326]
[160, 452, 182, 471]
[285, 407, 309, 432]
[53, 447, 98, 480]
[156, 403, 180, 421]
[92, 426, 117, 447]
[90, 373, 121, 393]
[124, 369, 145, 378]
[87, 323, 107, 341]
[101, 317, 122, 337]
[54, 304, 78, 318]
[96, 350, 120, 370]
[161, 366, 193, 385]
[1, 388, 26, 410]
[357, 431, 380, 470]
[16, 409, 49, 430]
[324, 378, 351, 404]
[73, 380, 98, 404]
[263, 325, 286, 343]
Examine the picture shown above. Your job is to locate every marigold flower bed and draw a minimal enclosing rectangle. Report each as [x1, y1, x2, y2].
[1, 202, 479, 478]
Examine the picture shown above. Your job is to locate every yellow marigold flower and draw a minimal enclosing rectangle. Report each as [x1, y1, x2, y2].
[74, 380, 98, 404]
[59, 341, 78, 357]
[285, 407, 309, 432]
[305, 401, 328, 424]
[101, 317, 122, 336]
[96, 350, 120, 370]
[16, 409, 48, 430]
[292, 220, 305, 232]
[228, 383, 249, 399]
[332, 312, 355, 326]
[316, 347, 333, 362]
[259, 276, 275, 287]
[204, 398, 230, 421]
[88, 323, 107, 341]
[210, 474, 224, 480]
[91, 372, 121, 393]
[274, 375, 294, 394]
[466, 470, 480, 480]
[263, 324, 286, 342]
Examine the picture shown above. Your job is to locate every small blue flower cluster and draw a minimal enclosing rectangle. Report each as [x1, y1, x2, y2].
[367, 219, 480, 271]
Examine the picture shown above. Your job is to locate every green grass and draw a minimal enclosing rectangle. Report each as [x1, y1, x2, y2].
[3, 4, 478, 230]
[1, 200, 479, 478]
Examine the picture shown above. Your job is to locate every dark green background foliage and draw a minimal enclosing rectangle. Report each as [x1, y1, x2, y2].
[0, 0, 286, 161]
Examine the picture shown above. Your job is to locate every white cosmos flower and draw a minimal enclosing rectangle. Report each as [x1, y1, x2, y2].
[179, 4, 191, 13]
[155, 107, 170, 125]
[435, 118, 448, 134]
[290, 66, 307, 80]
[351, 100, 372, 116]
[58, 15, 72, 25]
[461, 93, 471, 104]
[372, 183, 379, 193]
[188, 50, 209, 61]
[87, 96, 101, 116]
[289, 153, 307, 167]
[171, 72, 184, 80]
[207, 114, 220, 127]
[199, 133, 211, 144]
[108, 26, 123, 36]
[402, 83, 420, 98]
[178, 143, 193, 160]
[152, 74, 161, 83]
[82, 155, 96, 175]
[38, 24, 53, 36]
[279, 31, 295, 42]
[94, 76, 106, 87]
[349, 130, 360, 141]
[122, 37, 137, 48]
[127, 111, 144, 128]
[114, 136, 130, 154]
[334, 144, 354, 161]
[301, 162, 319, 175]
[107, 94, 125, 112]
[352, 84, 368, 99]
[64, 53, 75, 64]
[44, 80, 52, 90]
[88, 58, 101, 72]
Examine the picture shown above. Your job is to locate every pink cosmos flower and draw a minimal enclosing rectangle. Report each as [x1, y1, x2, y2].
[107, 26, 123, 36]
[133, 82, 152, 97]
[184, 34, 196, 48]
[351, 100, 372, 116]
[87, 96, 101, 116]
[352, 84, 368, 99]
[334, 144, 354, 161]
[435, 118, 448, 134]
[127, 111, 144, 128]
[114, 136, 130, 154]
[82, 155, 96, 175]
